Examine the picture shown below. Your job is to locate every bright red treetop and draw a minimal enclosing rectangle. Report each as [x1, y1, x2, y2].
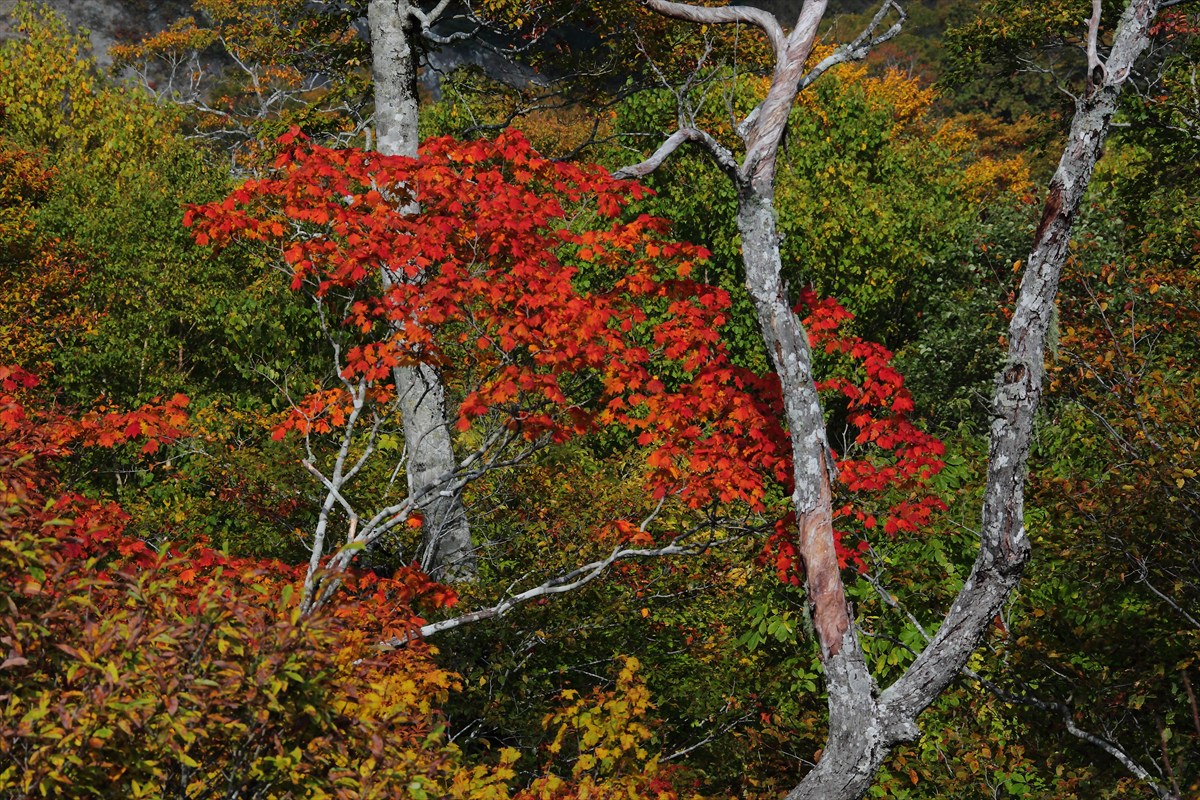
[186, 130, 944, 577]
[186, 130, 790, 516]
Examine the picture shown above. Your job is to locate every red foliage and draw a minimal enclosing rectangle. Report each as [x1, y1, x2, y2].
[187, 129, 945, 589]
[1149, 8, 1200, 38]
[186, 129, 790, 518]
[764, 291, 947, 581]
[0, 364, 456, 639]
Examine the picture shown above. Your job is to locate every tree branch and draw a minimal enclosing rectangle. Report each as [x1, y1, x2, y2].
[612, 127, 741, 184]
[1135, 558, 1200, 630]
[383, 533, 739, 646]
[964, 669, 1180, 800]
[1087, 0, 1106, 93]
[302, 458, 359, 525]
[639, 0, 787, 57]
[798, 0, 907, 91]
[409, 0, 454, 30]
[882, 0, 1165, 728]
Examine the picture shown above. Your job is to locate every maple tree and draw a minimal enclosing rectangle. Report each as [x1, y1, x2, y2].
[187, 128, 755, 611]
[113, 0, 779, 581]
[183, 127, 948, 640]
[357, 0, 746, 581]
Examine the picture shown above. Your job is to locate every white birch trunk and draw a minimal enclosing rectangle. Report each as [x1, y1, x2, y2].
[368, 0, 474, 580]
[629, 0, 1166, 795]
[782, 0, 1167, 797]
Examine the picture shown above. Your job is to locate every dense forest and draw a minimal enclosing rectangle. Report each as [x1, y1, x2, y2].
[1, 0, 1198, 797]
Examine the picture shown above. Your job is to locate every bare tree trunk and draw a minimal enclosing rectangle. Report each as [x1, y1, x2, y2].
[785, 0, 1167, 797]
[623, 0, 1168, 795]
[737, 125, 916, 800]
[368, 0, 474, 580]
[368, 0, 422, 157]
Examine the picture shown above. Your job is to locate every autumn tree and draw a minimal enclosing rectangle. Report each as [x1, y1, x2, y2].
[186, 126, 956, 691]
[363, 0, 741, 578]
[612, 0, 1177, 797]
[367, 0, 474, 579]
[187, 129, 779, 611]
[114, 0, 480, 576]
[117, 0, 763, 579]
[111, 0, 372, 159]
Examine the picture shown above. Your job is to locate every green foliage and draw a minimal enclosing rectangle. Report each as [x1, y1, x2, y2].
[941, 0, 1093, 121]
[615, 64, 1029, 428]
[0, 3, 182, 176]
[0, 3, 323, 407]
[0, 6, 327, 560]
[427, 26, 1040, 439]
[895, 199, 1038, 426]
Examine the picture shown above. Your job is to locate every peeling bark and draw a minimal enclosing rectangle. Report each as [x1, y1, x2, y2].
[737, 145, 881, 800]
[369, 0, 474, 580]
[629, 0, 1166, 795]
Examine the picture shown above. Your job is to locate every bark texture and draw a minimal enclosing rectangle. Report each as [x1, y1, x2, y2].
[629, 0, 1164, 796]
[369, 0, 474, 580]
[786, 0, 1163, 796]
[738, 150, 889, 800]
[368, 0, 421, 158]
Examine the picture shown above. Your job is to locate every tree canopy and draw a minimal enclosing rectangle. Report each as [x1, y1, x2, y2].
[1, 1, 1198, 798]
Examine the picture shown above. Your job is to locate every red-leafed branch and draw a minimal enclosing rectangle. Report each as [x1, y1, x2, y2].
[189, 130, 793, 615]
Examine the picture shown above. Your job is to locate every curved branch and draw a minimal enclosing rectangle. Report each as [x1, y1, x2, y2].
[640, 0, 786, 57]
[383, 533, 740, 646]
[612, 127, 742, 184]
[408, 0, 454, 30]
[1136, 560, 1200, 630]
[964, 670, 1179, 800]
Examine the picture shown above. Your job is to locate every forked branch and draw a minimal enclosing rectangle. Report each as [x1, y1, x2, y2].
[612, 127, 741, 183]
[1087, 0, 1106, 92]
[799, 0, 907, 91]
